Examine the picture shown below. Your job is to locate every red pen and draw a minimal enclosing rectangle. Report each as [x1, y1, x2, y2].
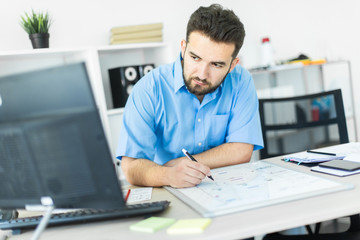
[124, 189, 131, 203]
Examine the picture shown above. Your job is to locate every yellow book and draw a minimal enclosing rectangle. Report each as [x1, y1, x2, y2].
[111, 22, 163, 35]
[111, 29, 162, 42]
[110, 36, 162, 45]
[166, 218, 211, 235]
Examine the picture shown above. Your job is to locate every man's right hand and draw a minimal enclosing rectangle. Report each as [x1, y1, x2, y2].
[164, 157, 211, 188]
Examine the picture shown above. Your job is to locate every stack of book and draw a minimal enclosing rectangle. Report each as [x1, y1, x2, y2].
[110, 22, 163, 45]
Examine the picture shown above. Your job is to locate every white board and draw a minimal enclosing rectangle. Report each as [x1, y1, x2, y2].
[165, 161, 352, 217]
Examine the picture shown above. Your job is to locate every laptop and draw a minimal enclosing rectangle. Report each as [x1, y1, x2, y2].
[0, 63, 169, 232]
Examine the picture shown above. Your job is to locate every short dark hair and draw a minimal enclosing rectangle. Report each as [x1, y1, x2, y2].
[186, 4, 245, 58]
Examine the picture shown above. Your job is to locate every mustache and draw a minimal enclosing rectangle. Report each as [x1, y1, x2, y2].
[190, 77, 208, 84]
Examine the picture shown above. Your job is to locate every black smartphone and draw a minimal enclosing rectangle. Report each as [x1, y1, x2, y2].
[319, 160, 360, 171]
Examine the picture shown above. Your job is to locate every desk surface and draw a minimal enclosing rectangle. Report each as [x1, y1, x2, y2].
[5, 157, 360, 240]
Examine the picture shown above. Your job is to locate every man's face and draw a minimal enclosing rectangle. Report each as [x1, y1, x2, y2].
[181, 31, 239, 99]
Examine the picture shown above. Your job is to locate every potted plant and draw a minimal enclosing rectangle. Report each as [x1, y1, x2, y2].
[20, 10, 52, 49]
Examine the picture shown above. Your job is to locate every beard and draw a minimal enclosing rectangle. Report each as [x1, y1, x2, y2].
[182, 65, 230, 97]
[183, 76, 222, 96]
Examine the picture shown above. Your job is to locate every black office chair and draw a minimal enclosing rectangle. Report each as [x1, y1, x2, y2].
[258, 89, 359, 239]
[263, 215, 360, 240]
[259, 89, 349, 159]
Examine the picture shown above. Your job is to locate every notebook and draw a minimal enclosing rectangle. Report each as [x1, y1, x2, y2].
[282, 151, 345, 164]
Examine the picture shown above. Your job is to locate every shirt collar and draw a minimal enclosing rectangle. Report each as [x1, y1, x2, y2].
[174, 52, 185, 93]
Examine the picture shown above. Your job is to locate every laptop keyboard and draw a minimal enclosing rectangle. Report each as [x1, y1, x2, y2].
[0, 200, 170, 231]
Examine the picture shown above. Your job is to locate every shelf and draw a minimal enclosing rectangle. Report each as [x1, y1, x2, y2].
[250, 60, 350, 75]
[250, 63, 303, 75]
[0, 47, 86, 57]
[0, 42, 168, 56]
[96, 42, 168, 52]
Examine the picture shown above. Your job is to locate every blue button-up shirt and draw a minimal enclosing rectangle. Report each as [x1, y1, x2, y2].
[116, 54, 263, 165]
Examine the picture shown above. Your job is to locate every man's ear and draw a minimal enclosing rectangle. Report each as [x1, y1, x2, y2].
[229, 57, 240, 72]
[181, 39, 187, 58]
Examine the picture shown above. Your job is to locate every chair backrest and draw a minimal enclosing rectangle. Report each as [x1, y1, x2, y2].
[258, 89, 349, 159]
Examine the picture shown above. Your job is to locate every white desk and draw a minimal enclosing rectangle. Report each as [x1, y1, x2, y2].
[6, 157, 360, 240]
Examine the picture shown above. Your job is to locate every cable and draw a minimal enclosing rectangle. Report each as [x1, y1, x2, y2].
[30, 197, 55, 240]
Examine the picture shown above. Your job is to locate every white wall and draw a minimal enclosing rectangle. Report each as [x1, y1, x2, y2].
[1, 0, 359, 140]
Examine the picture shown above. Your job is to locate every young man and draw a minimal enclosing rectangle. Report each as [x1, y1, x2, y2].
[117, 4, 263, 188]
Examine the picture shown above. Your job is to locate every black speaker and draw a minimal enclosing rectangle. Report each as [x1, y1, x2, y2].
[138, 64, 155, 78]
[108, 64, 153, 108]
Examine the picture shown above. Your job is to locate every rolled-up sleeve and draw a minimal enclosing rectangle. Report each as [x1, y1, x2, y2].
[225, 70, 264, 151]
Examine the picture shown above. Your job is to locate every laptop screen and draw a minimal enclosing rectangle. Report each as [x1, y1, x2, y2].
[0, 63, 125, 209]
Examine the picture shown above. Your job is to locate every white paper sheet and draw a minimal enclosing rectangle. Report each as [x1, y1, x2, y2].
[311, 166, 360, 177]
[123, 187, 153, 203]
[344, 153, 360, 163]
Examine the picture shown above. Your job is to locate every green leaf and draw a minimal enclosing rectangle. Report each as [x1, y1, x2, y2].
[19, 9, 52, 34]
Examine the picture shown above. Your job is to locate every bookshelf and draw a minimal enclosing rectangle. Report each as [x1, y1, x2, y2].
[0, 43, 173, 157]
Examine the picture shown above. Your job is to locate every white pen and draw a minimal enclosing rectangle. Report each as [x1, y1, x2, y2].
[182, 148, 214, 181]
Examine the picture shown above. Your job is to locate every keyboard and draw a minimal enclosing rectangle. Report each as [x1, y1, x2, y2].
[0, 200, 170, 231]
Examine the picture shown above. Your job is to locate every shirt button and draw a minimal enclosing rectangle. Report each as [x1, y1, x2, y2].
[197, 118, 201, 122]
[198, 142, 202, 146]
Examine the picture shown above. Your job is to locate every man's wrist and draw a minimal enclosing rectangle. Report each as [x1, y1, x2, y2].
[157, 165, 172, 186]
[164, 159, 176, 167]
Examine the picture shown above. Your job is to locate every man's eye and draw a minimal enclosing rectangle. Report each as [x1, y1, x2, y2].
[213, 63, 223, 68]
[191, 56, 199, 61]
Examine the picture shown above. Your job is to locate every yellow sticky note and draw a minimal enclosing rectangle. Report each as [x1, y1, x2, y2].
[130, 217, 175, 233]
[166, 218, 211, 234]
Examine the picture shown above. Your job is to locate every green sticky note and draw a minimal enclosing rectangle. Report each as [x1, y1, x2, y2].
[130, 217, 176, 233]
[166, 218, 212, 234]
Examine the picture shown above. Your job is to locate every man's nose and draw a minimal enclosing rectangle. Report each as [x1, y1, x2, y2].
[197, 62, 210, 80]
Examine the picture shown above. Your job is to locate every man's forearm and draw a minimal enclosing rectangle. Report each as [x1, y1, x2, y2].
[193, 142, 253, 169]
[121, 157, 168, 187]
[121, 156, 211, 188]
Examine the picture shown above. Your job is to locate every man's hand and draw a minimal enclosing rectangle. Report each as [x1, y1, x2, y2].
[164, 157, 211, 188]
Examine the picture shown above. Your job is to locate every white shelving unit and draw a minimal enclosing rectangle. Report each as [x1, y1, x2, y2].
[0, 43, 173, 157]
